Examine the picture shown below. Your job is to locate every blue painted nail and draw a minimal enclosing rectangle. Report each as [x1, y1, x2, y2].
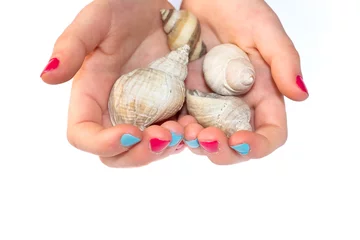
[120, 134, 141, 147]
[184, 139, 200, 148]
[231, 143, 250, 155]
[169, 132, 183, 147]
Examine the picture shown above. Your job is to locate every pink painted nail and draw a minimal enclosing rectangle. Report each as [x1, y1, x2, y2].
[199, 141, 219, 153]
[150, 138, 170, 153]
[176, 141, 185, 150]
[296, 75, 308, 94]
[41, 58, 60, 77]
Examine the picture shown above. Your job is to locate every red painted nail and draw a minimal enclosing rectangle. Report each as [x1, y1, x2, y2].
[150, 138, 170, 153]
[199, 141, 219, 153]
[40, 58, 60, 77]
[296, 75, 308, 94]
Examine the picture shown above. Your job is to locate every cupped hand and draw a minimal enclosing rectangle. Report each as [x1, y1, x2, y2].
[179, 0, 309, 164]
[40, 0, 186, 168]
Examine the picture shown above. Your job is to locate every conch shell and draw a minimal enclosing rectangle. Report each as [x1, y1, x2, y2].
[203, 43, 255, 96]
[186, 89, 252, 137]
[108, 45, 190, 130]
[160, 9, 207, 62]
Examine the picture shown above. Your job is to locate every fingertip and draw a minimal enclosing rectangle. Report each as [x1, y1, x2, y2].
[40, 1, 110, 84]
[229, 130, 254, 157]
[160, 121, 184, 147]
[178, 115, 198, 127]
[184, 122, 203, 141]
[197, 127, 224, 154]
[270, 48, 309, 101]
[144, 125, 172, 153]
[145, 125, 172, 141]
[197, 127, 226, 143]
[197, 127, 248, 165]
[295, 75, 309, 99]
[40, 43, 86, 85]
[229, 129, 280, 159]
[183, 123, 202, 154]
[67, 122, 143, 157]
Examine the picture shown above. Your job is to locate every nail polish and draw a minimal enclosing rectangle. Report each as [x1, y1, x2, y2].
[184, 139, 200, 148]
[150, 138, 170, 153]
[176, 140, 185, 150]
[296, 75, 308, 94]
[40, 58, 60, 77]
[199, 141, 219, 153]
[120, 134, 141, 147]
[231, 143, 250, 155]
[169, 132, 183, 147]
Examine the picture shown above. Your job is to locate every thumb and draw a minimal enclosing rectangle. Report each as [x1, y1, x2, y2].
[40, 1, 110, 84]
[254, 11, 309, 101]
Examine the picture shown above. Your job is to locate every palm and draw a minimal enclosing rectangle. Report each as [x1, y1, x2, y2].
[45, 0, 189, 167]
[177, 0, 295, 162]
[73, 0, 175, 129]
[43, 0, 305, 166]
[184, 24, 284, 130]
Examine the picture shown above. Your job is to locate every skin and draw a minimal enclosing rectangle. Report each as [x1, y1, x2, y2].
[178, 0, 308, 164]
[40, 0, 308, 167]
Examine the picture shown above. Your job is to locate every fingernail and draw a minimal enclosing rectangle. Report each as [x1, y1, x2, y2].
[199, 141, 219, 153]
[231, 143, 250, 155]
[41, 58, 60, 77]
[150, 138, 170, 153]
[296, 75, 308, 94]
[176, 140, 185, 150]
[169, 132, 183, 147]
[184, 139, 199, 148]
[120, 134, 141, 147]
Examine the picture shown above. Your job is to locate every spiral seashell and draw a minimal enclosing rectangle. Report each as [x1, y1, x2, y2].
[160, 9, 207, 62]
[108, 45, 190, 130]
[203, 43, 255, 96]
[186, 89, 252, 137]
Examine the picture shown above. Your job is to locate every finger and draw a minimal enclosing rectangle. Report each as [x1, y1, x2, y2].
[173, 140, 186, 154]
[253, 8, 309, 101]
[100, 125, 173, 168]
[68, 122, 143, 157]
[229, 97, 287, 159]
[160, 120, 185, 155]
[183, 122, 204, 155]
[67, 71, 145, 157]
[197, 127, 248, 165]
[40, 1, 110, 84]
[178, 115, 198, 127]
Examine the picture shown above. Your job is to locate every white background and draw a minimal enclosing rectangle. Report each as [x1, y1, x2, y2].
[1, 0, 360, 239]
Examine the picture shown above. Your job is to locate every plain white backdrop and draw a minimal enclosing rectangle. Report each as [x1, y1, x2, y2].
[1, 0, 359, 239]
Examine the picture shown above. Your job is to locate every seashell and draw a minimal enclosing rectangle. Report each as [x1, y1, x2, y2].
[108, 45, 190, 130]
[160, 9, 207, 62]
[203, 43, 255, 96]
[186, 89, 252, 137]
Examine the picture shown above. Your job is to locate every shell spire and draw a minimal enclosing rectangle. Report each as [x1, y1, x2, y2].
[160, 9, 207, 62]
[203, 43, 255, 95]
[148, 44, 190, 81]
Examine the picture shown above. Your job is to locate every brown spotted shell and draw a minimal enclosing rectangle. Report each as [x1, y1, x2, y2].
[160, 9, 207, 61]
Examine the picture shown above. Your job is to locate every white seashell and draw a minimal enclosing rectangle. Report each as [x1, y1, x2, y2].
[186, 89, 252, 137]
[203, 43, 255, 96]
[108, 45, 190, 130]
[160, 9, 207, 61]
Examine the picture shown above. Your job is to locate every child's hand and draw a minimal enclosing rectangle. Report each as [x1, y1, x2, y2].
[179, 0, 309, 164]
[40, 0, 185, 168]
